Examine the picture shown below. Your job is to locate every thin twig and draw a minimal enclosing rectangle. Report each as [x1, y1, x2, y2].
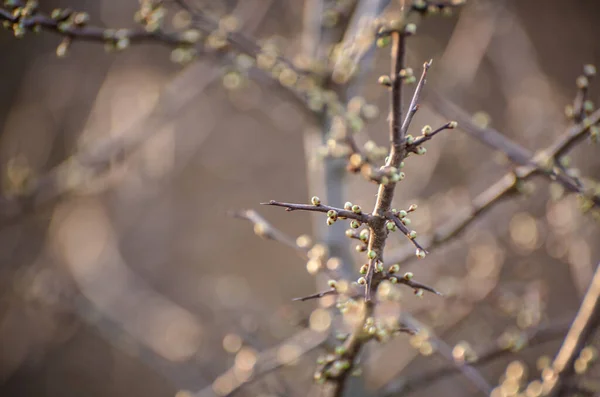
[400, 60, 432, 137]
[230, 210, 310, 259]
[262, 200, 371, 223]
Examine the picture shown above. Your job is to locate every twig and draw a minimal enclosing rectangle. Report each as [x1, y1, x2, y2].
[262, 200, 371, 223]
[400, 60, 432, 137]
[293, 288, 338, 302]
[230, 210, 310, 259]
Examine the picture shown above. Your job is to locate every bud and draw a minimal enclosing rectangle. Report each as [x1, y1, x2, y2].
[378, 75, 392, 87]
[311, 196, 321, 205]
[367, 250, 377, 259]
[389, 264, 400, 274]
[416, 249, 426, 259]
[344, 201, 353, 210]
[405, 23, 417, 35]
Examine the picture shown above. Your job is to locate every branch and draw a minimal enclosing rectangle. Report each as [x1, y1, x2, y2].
[546, 262, 600, 397]
[387, 106, 600, 265]
[386, 172, 519, 265]
[400, 60, 431, 137]
[193, 329, 329, 397]
[262, 200, 371, 223]
[429, 91, 600, 207]
[0, 3, 190, 48]
[230, 210, 310, 259]
[400, 314, 493, 396]
[381, 321, 570, 396]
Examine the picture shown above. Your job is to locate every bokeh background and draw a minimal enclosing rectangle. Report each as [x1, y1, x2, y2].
[0, 1, 599, 397]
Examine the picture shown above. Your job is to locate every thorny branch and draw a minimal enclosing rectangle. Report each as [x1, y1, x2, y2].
[4, 1, 600, 396]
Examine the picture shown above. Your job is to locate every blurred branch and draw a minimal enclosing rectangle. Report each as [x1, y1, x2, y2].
[398, 314, 492, 396]
[0, 2, 190, 48]
[387, 105, 600, 265]
[193, 329, 329, 397]
[0, 0, 271, 228]
[230, 210, 310, 259]
[381, 320, 570, 396]
[546, 262, 600, 397]
[429, 92, 600, 207]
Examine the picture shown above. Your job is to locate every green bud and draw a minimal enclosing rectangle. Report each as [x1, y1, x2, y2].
[448, 121, 458, 129]
[367, 250, 377, 259]
[389, 264, 400, 273]
[344, 201, 353, 210]
[345, 229, 354, 238]
[335, 345, 346, 355]
[376, 36, 390, 48]
[405, 135, 414, 144]
[416, 146, 427, 155]
[584, 64, 597, 77]
[386, 221, 396, 231]
[405, 23, 417, 35]
[352, 205, 361, 214]
[409, 230, 417, 239]
[359, 229, 369, 241]
[378, 75, 392, 87]
[416, 249, 426, 259]
[327, 209, 338, 218]
[389, 277, 398, 284]
[328, 279, 337, 288]
[359, 264, 368, 274]
[357, 277, 367, 285]
[350, 220, 360, 229]
[422, 125, 432, 135]
[327, 217, 335, 225]
[404, 272, 414, 280]
[311, 196, 321, 205]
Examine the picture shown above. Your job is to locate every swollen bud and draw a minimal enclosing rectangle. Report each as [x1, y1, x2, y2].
[311, 196, 321, 205]
[378, 75, 392, 87]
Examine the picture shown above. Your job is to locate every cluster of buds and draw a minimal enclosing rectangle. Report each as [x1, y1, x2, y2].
[2, 0, 38, 35]
[134, 0, 166, 32]
[411, 0, 465, 16]
[565, 64, 599, 142]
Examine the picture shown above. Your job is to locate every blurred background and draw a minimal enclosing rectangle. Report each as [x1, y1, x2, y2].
[0, 1, 599, 397]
